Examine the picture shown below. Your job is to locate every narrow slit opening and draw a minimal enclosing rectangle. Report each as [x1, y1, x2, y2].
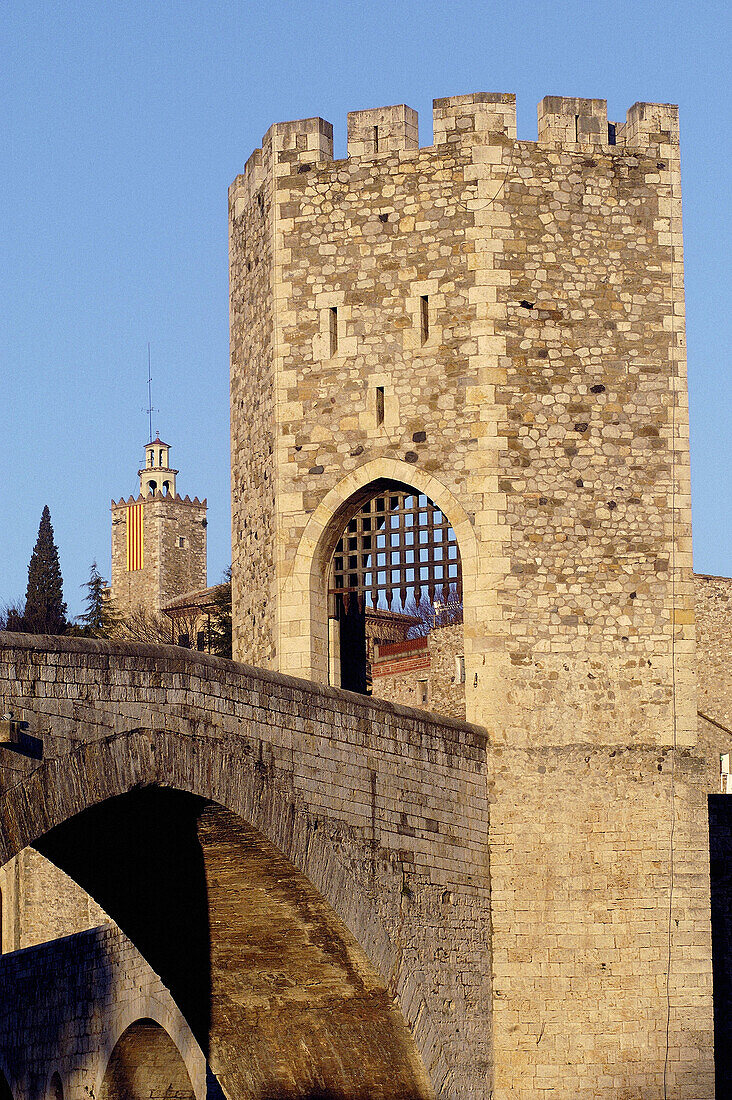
[574, 114, 580, 142]
[373, 126, 379, 153]
[376, 386, 385, 426]
[420, 295, 429, 345]
[329, 307, 338, 357]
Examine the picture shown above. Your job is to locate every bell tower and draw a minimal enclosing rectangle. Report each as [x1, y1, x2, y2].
[111, 439, 207, 619]
[140, 436, 178, 498]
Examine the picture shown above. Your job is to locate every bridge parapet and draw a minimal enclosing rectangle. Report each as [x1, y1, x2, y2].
[0, 631, 492, 1096]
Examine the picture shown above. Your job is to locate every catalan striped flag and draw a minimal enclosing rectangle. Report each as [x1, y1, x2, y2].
[126, 504, 144, 571]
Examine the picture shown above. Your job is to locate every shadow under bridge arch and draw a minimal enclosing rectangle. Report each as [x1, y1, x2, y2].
[34, 787, 435, 1100]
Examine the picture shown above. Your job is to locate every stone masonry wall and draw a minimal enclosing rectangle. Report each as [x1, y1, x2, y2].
[372, 624, 466, 720]
[487, 740, 716, 1098]
[694, 573, 732, 730]
[0, 848, 108, 954]
[111, 495, 207, 618]
[229, 142, 277, 667]
[494, 100, 693, 748]
[229, 92, 695, 749]
[483, 574, 732, 1098]
[0, 924, 205, 1100]
[372, 575, 732, 726]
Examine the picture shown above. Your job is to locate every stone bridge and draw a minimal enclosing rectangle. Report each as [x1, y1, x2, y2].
[0, 924, 207, 1100]
[0, 634, 491, 1100]
[2, 629, 732, 1098]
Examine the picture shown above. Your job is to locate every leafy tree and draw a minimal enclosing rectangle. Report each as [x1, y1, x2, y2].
[23, 506, 68, 635]
[78, 561, 119, 637]
[209, 567, 232, 658]
[0, 601, 26, 632]
[116, 604, 171, 644]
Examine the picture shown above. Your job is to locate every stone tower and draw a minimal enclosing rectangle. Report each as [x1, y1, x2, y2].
[229, 93, 694, 740]
[226, 95, 713, 1098]
[111, 438, 207, 618]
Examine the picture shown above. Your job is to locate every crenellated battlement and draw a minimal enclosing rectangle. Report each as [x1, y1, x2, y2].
[347, 103, 418, 156]
[433, 91, 517, 143]
[230, 92, 680, 203]
[538, 95, 679, 150]
[111, 494, 206, 508]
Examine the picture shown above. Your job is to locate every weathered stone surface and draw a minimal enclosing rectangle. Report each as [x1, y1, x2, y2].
[0, 924, 205, 1100]
[229, 93, 694, 752]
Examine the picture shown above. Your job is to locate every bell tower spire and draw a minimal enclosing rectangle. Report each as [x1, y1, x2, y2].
[139, 436, 178, 498]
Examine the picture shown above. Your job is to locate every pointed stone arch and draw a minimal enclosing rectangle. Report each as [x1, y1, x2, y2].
[97, 1019, 195, 1100]
[0, 736, 439, 1099]
[91, 953, 207, 1099]
[279, 459, 480, 712]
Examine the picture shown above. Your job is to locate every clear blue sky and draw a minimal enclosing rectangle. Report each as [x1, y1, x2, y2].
[1, 0, 729, 616]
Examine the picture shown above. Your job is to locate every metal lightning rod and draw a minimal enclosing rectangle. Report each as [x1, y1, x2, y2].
[147, 343, 153, 443]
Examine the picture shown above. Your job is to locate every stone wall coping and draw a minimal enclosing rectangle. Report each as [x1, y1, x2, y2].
[0, 922, 113, 963]
[0, 632, 486, 741]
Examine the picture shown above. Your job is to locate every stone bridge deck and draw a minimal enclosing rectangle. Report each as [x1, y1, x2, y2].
[0, 634, 491, 1099]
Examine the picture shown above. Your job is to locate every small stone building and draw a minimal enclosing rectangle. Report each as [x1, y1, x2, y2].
[162, 582, 229, 651]
[372, 621, 466, 719]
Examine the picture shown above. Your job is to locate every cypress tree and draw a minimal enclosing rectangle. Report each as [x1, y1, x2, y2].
[23, 506, 68, 634]
[79, 561, 118, 637]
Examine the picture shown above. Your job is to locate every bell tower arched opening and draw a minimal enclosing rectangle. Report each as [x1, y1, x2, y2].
[140, 437, 177, 498]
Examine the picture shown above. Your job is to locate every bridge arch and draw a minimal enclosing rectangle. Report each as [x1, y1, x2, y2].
[97, 1019, 195, 1100]
[280, 459, 479, 700]
[94, 983, 206, 1100]
[1, 736, 435, 1099]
